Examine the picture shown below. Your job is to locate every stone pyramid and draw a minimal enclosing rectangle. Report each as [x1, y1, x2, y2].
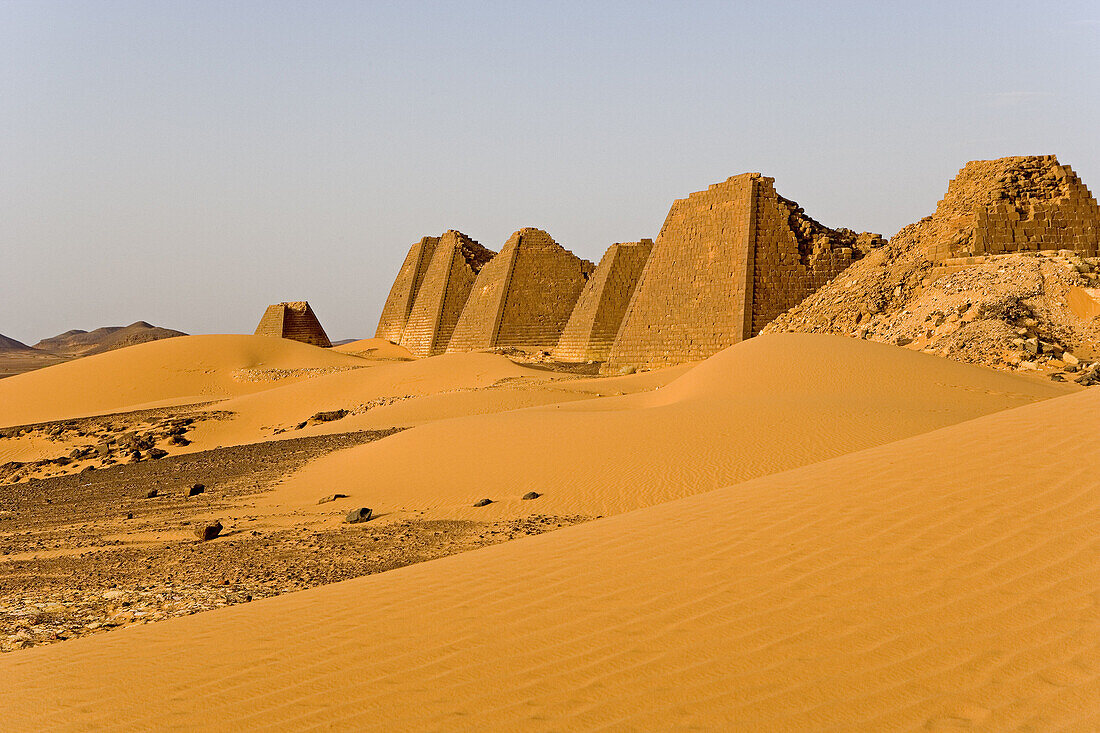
[552, 240, 653, 362]
[375, 235, 439, 343]
[446, 228, 594, 353]
[605, 173, 876, 371]
[400, 230, 495, 357]
[918, 155, 1100, 262]
[254, 301, 332, 348]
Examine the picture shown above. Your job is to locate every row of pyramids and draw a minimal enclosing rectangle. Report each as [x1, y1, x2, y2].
[257, 156, 1100, 370]
[374, 172, 881, 370]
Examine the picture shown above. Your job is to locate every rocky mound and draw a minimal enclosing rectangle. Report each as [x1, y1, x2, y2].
[35, 322, 187, 357]
[765, 156, 1100, 385]
[0, 334, 35, 353]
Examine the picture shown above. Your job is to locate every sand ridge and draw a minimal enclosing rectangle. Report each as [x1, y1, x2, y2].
[1, 384, 1097, 730]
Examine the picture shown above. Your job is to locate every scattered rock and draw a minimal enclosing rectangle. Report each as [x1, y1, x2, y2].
[144, 488, 158, 499]
[148, 448, 168, 460]
[311, 410, 349, 423]
[195, 521, 223, 541]
[187, 484, 205, 497]
[318, 493, 349, 504]
[521, 492, 541, 500]
[345, 507, 372, 523]
[473, 498, 493, 507]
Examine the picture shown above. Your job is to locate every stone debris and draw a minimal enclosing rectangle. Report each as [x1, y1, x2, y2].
[187, 483, 206, 497]
[472, 499, 493, 507]
[344, 507, 372, 524]
[195, 521, 223, 541]
[521, 492, 541, 500]
[317, 493, 349, 504]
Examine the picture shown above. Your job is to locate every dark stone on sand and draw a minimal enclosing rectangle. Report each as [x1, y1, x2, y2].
[345, 507, 372, 523]
[196, 521, 223, 541]
[311, 409, 349, 423]
[148, 448, 168, 459]
[187, 483, 205, 497]
[521, 492, 541, 500]
[473, 498, 493, 507]
[145, 488, 158, 499]
[318, 493, 349, 504]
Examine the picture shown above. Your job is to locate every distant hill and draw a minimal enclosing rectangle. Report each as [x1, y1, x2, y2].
[0, 333, 36, 353]
[33, 322, 187, 357]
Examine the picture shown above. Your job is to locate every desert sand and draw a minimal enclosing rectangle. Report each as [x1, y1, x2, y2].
[0, 351, 1096, 730]
[1, 329, 1095, 730]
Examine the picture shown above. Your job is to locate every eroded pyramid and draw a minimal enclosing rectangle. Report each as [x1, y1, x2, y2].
[400, 230, 495, 357]
[605, 173, 878, 371]
[375, 236, 439, 343]
[446, 228, 594, 353]
[552, 240, 653, 362]
[254, 301, 332, 348]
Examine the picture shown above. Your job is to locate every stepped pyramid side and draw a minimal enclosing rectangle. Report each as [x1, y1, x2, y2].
[921, 155, 1100, 261]
[606, 174, 872, 371]
[446, 228, 594, 353]
[552, 240, 653, 362]
[254, 301, 331, 348]
[374, 236, 439, 342]
[605, 174, 758, 370]
[401, 230, 495, 357]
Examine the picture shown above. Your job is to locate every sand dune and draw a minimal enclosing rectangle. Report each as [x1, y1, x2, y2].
[1, 379, 1096, 730]
[271, 334, 1072, 520]
[331, 337, 414, 360]
[0, 334, 367, 427]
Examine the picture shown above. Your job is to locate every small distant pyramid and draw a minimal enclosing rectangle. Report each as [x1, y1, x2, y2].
[446, 228, 594, 353]
[254, 301, 332, 348]
[400, 230, 495, 357]
[552, 240, 654, 362]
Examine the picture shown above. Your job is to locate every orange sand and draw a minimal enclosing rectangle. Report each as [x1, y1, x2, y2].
[1, 376, 1096, 730]
[0, 332, 1094, 730]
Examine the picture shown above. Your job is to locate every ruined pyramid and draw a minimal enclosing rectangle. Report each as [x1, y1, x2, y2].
[552, 240, 653, 362]
[446, 228, 594, 353]
[375, 235, 439, 343]
[254, 301, 332, 348]
[400, 231, 495, 357]
[605, 173, 879, 371]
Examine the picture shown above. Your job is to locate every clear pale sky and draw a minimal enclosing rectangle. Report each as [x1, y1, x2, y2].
[2, 1, 1097, 343]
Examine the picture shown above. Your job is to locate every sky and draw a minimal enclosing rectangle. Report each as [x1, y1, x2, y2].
[1, 1, 1098, 343]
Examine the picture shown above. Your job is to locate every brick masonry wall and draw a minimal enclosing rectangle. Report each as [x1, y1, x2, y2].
[447, 228, 593, 352]
[553, 240, 653, 362]
[750, 182, 856, 335]
[254, 302, 331, 348]
[401, 231, 495, 357]
[605, 175, 757, 371]
[374, 236, 439, 342]
[494, 230, 594, 350]
[922, 156, 1100, 262]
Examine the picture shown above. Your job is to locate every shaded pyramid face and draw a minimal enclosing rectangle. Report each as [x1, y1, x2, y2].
[254, 302, 332, 348]
[552, 240, 653, 363]
[919, 155, 1100, 261]
[446, 228, 594, 353]
[400, 231, 495, 357]
[605, 173, 865, 371]
[375, 236, 439, 343]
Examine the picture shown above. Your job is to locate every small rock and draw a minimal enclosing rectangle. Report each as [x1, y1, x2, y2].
[148, 448, 168, 460]
[345, 507, 372, 523]
[1024, 338, 1040, 355]
[187, 484, 205, 497]
[145, 488, 159, 499]
[521, 492, 541, 500]
[196, 521, 223, 541]
[1063, 352, 1080, 366]
[473, 498, 493, 507]
[318, 493, 349, 504]
[311, 410, 349, 423]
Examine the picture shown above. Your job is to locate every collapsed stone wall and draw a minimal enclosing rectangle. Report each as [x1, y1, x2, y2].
[374, 236, 438, 342]
[254, 301, 332, 348]
[605, 174, 876, 371]
[446, 228, 594, 353]
[552, 240, 653, 362]
[400, 231, 495, 357]
[922, 155, 1099, 261]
